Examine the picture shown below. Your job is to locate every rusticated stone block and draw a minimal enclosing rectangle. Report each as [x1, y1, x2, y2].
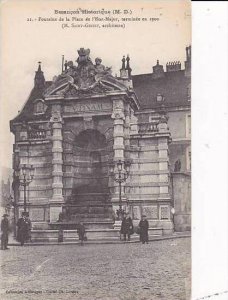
[142, 206, 158, 219]
[30, 208, 45, 221]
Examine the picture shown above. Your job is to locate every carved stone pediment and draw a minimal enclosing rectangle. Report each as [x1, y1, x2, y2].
[44, 48, 127, 98]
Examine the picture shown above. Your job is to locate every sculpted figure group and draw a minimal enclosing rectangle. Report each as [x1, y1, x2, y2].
[45, 47, 128, 97]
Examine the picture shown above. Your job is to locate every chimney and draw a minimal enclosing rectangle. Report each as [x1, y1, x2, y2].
[184, 45, 191, 77]
[152, 60, 164, 79]
[166, 61, 181, 72]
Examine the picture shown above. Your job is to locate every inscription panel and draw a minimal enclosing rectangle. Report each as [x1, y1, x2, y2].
[64, 100, 112, 114]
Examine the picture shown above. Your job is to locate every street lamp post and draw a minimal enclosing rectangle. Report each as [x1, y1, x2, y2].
[15, 164, 35, 213]
[109, 160, 131, 220]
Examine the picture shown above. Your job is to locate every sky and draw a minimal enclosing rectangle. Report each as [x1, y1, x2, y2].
[0, 0, 191, 169]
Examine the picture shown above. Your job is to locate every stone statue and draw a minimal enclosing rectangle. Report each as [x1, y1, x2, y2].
[174, 159, 181, 172]
[122, 56, 126, 70]
[66, 61, 77, 76]
[76, 48, 93, 66]
[44, 48, 125, 97]
[94, 57, 105, 73]
[94, 57, 111, 75]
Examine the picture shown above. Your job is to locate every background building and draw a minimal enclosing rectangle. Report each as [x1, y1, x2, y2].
[131, 46, 191, 231]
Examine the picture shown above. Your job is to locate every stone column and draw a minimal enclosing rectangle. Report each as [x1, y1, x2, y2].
[112, 97, 125, 161]
[124, 103, 131, 213]
[157, 114, 173, 234]
[124, 103, 131, 159]
[49, 109, 64, 222]
[111, 96, 126, 224]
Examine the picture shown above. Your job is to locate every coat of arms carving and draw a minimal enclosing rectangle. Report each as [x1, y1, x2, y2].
[45, 48, 126, 97]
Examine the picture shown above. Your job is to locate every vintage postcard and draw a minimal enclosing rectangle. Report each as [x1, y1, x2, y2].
[0, 0, 191, 299]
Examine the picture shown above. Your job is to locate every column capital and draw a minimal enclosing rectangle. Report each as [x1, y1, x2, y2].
[50, 111, 63, 124]
[111, 112, 125, 120]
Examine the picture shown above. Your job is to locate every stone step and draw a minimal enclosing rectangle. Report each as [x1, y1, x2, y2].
[49, 220, 114, 230]
[31, 227, 163, 243]
[69, 216, 112, 221]
[70, 193, 109, 202]
[64, 203, 112, 207]
[73, 200, 109, 204]
[64, 199, 112, 206]
[68, 217, 113, 223]
[69, 213, 112, 218]
[65, 207, 113, 215]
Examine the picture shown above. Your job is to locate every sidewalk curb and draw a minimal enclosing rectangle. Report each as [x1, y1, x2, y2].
[8, 233, 191, 246]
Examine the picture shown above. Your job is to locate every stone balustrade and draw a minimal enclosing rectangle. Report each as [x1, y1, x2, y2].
[138, 122, 159, 133]
[28, 130, 46, 140]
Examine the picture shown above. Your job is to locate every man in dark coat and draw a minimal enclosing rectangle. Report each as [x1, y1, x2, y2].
[17, 212, 30, 246]
[121, 213, 134, 241]
[77, 221, 86, 245]
[1, 214, 9, 250]
[138, 215, 149, 244]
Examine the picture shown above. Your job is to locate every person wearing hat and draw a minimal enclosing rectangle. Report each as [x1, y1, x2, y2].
[1, 214, 9, 250]
[138, 215, 149, 244]
[120, 212, 134, 241]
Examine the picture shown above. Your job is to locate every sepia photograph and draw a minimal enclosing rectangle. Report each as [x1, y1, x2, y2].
[0, 0, 193, 299]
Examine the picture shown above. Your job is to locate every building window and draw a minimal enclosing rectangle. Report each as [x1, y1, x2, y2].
[186, 147, 191, 171]
[156, 93, 164, 102]
[34, 100, 45, 114]
[186, 114, 191, 137]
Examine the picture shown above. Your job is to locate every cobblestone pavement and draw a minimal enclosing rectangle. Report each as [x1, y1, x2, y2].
[0, 238, 191, 300]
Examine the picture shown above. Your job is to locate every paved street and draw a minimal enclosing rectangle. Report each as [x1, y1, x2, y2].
[0, 238, 191, 300]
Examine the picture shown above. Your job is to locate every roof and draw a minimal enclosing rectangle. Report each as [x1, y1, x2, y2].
[11, 68, 191, 127]
[132, 70, 191, 109]
[11, 81, 52, 124]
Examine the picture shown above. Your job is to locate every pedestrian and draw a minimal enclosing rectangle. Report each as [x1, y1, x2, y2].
[1, 214, 9, 250]
[138, 215, 149, 244]
[25, 212, 32, 242]
[17, 212, 30, 246]
[77, 221, 86, 246]
[121, 212, 134, 241]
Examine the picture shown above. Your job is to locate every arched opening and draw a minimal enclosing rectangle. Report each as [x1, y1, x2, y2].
[64, 129, 113, 223]
[75, 129, 107, 150]
[72, 129, 110, 195]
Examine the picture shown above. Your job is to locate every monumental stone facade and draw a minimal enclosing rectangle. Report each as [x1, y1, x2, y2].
[10, 47, 191, 236]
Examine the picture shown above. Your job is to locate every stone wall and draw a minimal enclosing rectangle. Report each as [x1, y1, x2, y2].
[16, 141, 52, 223]
[167, 110, 190, 140]
[171, 172, 191, 231]
[125, 110, 173, 234]
[169, 143, 189, 172]
[167, 109, 191, 173]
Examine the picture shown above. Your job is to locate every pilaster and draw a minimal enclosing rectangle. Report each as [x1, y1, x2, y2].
[49, 108, 64, 222]
[110, 96, 127, 215]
